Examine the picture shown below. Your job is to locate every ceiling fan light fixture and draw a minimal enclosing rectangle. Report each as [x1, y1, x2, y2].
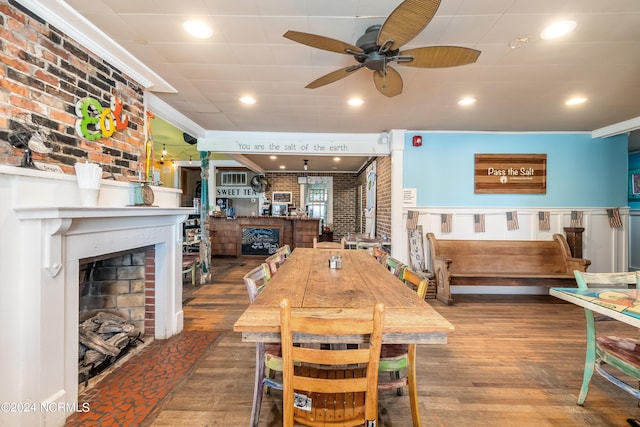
[348, 97, 364, 106]
[183, 20, 213, 39]
[540, 20, 576, 40]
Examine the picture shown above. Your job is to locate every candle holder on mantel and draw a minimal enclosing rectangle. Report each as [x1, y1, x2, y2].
[130, 181, 155, 207]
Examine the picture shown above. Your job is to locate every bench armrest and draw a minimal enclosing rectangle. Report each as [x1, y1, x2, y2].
[566, 257, 591, 272]
[431, 255, 453, 305]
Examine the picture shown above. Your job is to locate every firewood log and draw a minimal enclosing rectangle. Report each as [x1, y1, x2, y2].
[78, 329, 120, 357]
[97, 320, 134, 334]
[106, 332, 130, 348]
[82, 349, 107, 366]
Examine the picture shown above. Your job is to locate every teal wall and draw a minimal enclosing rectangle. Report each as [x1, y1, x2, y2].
[630, 151, 640, 209]
[403, 132, 629, 207]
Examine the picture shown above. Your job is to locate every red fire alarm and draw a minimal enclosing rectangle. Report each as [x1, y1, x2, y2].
[412, 135, 422, 147]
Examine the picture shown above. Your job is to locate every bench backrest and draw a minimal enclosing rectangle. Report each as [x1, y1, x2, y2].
[427, 233, 572, 275]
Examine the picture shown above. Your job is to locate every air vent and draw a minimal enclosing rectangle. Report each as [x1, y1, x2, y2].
[221, 171, 247, 186]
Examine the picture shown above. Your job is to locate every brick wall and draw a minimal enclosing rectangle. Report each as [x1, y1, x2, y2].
[0, 1, 145, 177]
[79, 247, 155, 336]
[356, 157, 391, 239]
[265, 172, 359, 241]
[374, 156, 391, 239]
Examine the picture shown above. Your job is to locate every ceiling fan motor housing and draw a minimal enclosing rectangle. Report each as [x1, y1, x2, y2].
[356, 25, 400, 70]
[357, 25, 382, 53]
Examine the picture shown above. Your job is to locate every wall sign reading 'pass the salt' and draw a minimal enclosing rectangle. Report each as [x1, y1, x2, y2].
[475, 154, 547, 194]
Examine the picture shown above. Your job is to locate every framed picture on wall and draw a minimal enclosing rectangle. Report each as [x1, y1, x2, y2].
[629, 169, 640, 201]
[272, 191, 292, 204]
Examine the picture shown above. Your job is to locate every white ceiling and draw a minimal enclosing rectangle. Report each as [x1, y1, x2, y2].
[38, 0, 640, 171]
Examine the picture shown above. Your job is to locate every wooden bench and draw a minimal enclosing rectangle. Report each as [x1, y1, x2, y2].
[426, 232, 591, 305]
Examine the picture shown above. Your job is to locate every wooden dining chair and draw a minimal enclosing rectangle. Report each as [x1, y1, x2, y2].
[312, 236, 344, 249]
[276, 244, 292, 259]
[372, 246, 388, 265]
[280, 297, 385, 427]
[377, 267, 427, 427]
[265, 252, 286, 276]
[356, 237, 382, 256]
[384, 256, 407, 278]
[573, 270, 640, 406]
[243, 263, 283, 427]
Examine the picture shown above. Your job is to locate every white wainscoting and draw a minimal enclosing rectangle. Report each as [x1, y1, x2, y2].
[631, 209, 640, 271]
[396, 207, 630, 295]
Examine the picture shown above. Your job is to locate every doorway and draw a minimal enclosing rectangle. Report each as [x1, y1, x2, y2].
[180, 167, 201, 207]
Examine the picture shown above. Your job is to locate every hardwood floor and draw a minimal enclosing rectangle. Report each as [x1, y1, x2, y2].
[146, 256, 640, 426]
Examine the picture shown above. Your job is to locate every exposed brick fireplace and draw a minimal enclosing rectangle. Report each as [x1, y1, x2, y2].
[79, 247, 155, 335]
[78, 247, 156, 385]
[0, 166, 191, 427]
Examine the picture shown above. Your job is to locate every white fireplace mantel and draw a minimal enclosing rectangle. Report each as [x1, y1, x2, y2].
[14, 207, 193, 278]
[0, 166, 192, 426]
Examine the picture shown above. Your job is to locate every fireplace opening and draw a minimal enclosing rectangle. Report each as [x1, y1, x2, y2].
[78, 246, 155, 386]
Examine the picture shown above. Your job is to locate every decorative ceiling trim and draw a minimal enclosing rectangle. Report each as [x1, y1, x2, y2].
[146, 93, 205, 139]
[592, 116, 640, 139]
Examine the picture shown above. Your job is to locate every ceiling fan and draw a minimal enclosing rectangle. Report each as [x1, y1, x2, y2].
[283, 0, 480, 97]
[250, 175, 270, 193]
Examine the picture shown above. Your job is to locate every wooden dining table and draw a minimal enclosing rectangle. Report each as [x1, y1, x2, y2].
[234, 248, 454, 344]
[234, 248, 454, 426]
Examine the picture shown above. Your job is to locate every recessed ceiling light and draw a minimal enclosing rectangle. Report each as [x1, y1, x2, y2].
[333, 157, 341, 162]
[566, 97, 587, 106]
[279, 165, 286, 169]
[183, 20, 213, 39]
[240, 96, 256, 105]
[269, 155, 277, 160]
[458, 97, 476, 106]
[540, 20, 576, 40]
[347, 98, 364, 107]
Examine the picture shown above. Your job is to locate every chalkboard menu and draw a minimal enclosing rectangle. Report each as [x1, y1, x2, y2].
[241, 227, 281, 255]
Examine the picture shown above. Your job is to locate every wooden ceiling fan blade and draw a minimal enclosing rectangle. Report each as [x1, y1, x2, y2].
[377, 0, 441, 50]
[398, 46, 481, 68]
[373, 67, 403, 98]
[283, 30, 363, 55]
[305, 65, 362, 89]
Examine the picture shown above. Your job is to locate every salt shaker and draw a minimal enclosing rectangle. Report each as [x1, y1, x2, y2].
[329, 256, 337, 269]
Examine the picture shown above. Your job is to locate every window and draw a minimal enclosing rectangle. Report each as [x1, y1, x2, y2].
[220, 171, 247, 186]
[306, 186, 328, 221]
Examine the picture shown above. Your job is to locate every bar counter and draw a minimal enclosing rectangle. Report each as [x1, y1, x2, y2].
[209, 216, 320, 257]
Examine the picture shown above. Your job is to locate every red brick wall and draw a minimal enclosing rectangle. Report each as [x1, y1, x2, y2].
[356, 157, 391, 239]
[0, 1, 145, 177]
[375, 156, 391, 239]
[144, 247, 156, 336]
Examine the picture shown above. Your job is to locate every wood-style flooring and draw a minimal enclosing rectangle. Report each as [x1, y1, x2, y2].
[145, 256, 640, 426]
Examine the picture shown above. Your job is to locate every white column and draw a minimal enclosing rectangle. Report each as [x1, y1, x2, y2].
[389, 129, 406, 260]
